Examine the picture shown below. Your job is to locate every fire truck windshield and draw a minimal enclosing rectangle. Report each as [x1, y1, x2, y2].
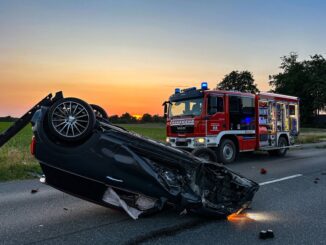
[169, 98, 203, 117]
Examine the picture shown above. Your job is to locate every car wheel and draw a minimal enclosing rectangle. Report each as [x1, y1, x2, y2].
[47, 98, 96, 142]
[217, 139, 237, 164]
[191, 147, 217, 162]
[268, 136, 288, 157]
[90, 104, 109, 120]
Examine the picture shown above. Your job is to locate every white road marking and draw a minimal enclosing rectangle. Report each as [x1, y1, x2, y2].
[259, 174, 303, 186]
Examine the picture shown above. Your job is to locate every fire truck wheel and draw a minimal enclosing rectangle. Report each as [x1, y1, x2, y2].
[191, 147, 217, 162]
[90, 104, 109, 120]
[217, 139, 237, 164]
[47, 98, 96, 143]
[268, 136, 288, 157]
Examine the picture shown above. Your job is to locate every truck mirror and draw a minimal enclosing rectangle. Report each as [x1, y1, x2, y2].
[162, 101, 169, 118]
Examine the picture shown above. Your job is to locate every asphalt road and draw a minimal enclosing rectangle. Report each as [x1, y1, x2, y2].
[0, 147, 325, 245]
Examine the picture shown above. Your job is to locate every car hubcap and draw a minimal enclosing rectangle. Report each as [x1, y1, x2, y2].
[223, 144, 234, 160]
[51, 101, 89, 138]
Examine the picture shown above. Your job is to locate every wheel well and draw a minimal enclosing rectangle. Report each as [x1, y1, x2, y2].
[220, 135, 239, 153]
[278, 134, 289, 145]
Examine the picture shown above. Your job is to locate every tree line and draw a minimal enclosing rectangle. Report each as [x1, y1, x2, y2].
[0, 116, 17, 122]
[217, 53, 326, 126]
[108, 113, 165, 124]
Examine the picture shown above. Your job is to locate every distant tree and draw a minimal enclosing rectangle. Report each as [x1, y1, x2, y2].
[269, 53, 326, 124]
[217, 70, 259, 93]
[152, 114, 164, 123]
[0, 116, 17, 122]
[107, 113, 165, 124]
[141, 113, 152, 123]
[120, 112, 137, 123]
[109, 115, 120, 123]
[303, 55, 326, 118]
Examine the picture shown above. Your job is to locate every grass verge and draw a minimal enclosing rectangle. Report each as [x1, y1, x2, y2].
[297, 128, 326, 144]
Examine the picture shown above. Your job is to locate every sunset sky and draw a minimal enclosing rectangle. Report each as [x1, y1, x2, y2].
[1, 0, 325, 117]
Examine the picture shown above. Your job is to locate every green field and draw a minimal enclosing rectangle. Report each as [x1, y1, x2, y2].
[0, 121, 325, 181]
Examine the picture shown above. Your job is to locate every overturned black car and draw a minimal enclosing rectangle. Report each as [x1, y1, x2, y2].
[0, 92, 259, 219]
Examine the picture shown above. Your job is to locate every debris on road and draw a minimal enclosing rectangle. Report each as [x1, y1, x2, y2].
[63, 208, 68, 211]
[267, 229, 274, 238]
[30, 189, 39, 194]
[259, 230, 268, 239]
[260, 168, 267, 174]
[259, 229, 274, 239]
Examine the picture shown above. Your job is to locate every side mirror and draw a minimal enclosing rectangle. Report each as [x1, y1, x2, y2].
[162, 101, 170, 118]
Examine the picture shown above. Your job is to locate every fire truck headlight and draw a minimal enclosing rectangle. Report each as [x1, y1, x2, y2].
[196, 138, 205, 144]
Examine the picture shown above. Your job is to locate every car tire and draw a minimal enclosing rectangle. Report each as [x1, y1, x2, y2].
[217, 139, 237, 164]
[47, 97, 96, 142]
[268, 136, 288, 157]
[90, 104, 109, 120]
[191, 147, 217, 162]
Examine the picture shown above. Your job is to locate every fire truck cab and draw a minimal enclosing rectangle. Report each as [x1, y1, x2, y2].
[164, 82, 300, 164]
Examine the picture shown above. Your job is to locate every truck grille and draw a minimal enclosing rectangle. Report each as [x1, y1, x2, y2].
[176, 141, 188, 147]
[171, 125, 194, 134]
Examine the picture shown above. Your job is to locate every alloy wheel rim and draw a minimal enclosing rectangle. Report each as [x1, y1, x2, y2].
[51, 101, 89, 138]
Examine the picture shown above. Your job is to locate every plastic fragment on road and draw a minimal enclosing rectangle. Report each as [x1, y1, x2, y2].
[267, 229, 274, 238]
[260, 168, 267, 174]
[31, 189, 39, 194]
[259, 229, 274, 239]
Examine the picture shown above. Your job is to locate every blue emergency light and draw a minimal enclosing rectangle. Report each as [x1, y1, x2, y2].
[201, 82, 208, 90]
[175, 88, 181, 94]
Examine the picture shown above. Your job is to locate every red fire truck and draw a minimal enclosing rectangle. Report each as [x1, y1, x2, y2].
[164, 82, 300, 164]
